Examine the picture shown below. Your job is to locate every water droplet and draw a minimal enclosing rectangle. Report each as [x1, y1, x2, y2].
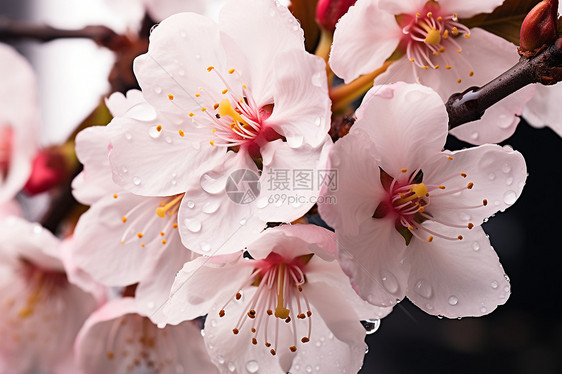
[490, 281, 498, 289]
[200, 242, 211, 252]
[488, 172, 496, 181]
[147, 302, 155, 309]
[239, 218, 247, 225]
[201, 330, 206, 337]
[121, 166, 128, 174]
[361, 319, 381, 335]
[314, 116, 322, 127]
[506, 176, 513, 186]
[184, 219, 201, 233]
[503, 190, 517, 205]
[306, 365, 313, 373]
[256, 197, 269, 209]
[480, 306, 487, 313]
[470, 132, 479, 140]
[472, 242, 480, 251]
[154, 87, 162, 94]
[171, 179, 177, 185]
[125, 132, 132, 141]
[132, 176, 141, 186]
[149, 126, 162, 139]
[187, 200, 195, 209]
[150, 23, 159, 34]
[437, 315, 443, 319]
[504, 286, 509, 292]
[200, 172, 224, 194]
[292, 25, 300, 31]
[381, 272, 399, 294]
[328, 332, 334, 340]
[426, 303, 434, 310]
[502, 164, 511, 174]
[32, 224, 42, 234]
[227, 361, 236, 372]
[448, 295, 459, 306]
[315, 341, 322, 347]
[286, 133, 304, 148]
[246, 360, 259, 373]
[414, 279, 433, 299]
[217, 355, 225, 364]
[311, 72, 324, 87]
[315, 365, 321, 371]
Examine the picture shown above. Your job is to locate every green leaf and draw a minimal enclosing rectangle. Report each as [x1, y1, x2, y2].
[461, 0, 541, 45]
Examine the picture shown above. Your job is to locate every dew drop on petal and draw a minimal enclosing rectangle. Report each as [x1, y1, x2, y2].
[470, 132, 479, 140]
[502, 164, 511, 174]
[414, 279, 433, 299]
[217, 355, 225, 364]
[448, 295, 459, 306]
[227, 361, 236, 372]
[506, 176, 513, 186]
[132, 176, 141, 186]
[186, 200, 195, 209]
[361, 319, 381, 335]
[381, 272, 399, 294]
[184, 219, 201, 233]
[239, 218, 247, 226]
[311, 72, 324, 87]
[472, 242, 480, 251]
[154, 87, 162, 94]
[246, 361, 259, 373]
[200, 172, 224, 194]
[503, 191, 517, 205]
[147, 302, 155, 309]
[149, 126, 162, 139]
[306, 365, 313, 373]
[202, 200, 220, 214]
[488, 172, 496, 181]
[121, 166, 128, 174]
[125, 132, 133, 141]
[200, 242, 211, 252]
[32, 224, 42, 235]
[504, 286, 510, 292]
[314, 116, 322, 127]
[178, 70, 185, 76]
[490, 281, 498, 289]
[480, 306, 487, 313]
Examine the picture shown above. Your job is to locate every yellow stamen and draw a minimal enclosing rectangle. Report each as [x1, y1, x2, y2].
[424, 29, 441, 45]
[168, 94, 174, 100]
[178, 129, 185, 137]
[274, 264, 290, 319]
[155, 195, 184, 218]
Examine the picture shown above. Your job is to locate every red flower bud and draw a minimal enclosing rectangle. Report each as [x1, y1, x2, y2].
[23, 149, 67, 195]
[316, 0, 357, 33]
[519, 0, 559, 56]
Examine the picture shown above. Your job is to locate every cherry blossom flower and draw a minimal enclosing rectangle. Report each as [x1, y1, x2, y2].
[523, 83, 562, 137]
[76, 297, 219, 374]
[318, 83, 527, 318]
[0, 43, 39, 203]
[160, 224, 390, 373]
[107, 0, 332, 255]
[329, 0, 534, 144]
[72, 92, 194, 319]
[0, 217, 98, 373]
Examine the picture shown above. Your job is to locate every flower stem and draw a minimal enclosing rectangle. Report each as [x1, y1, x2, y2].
[447, 37, 562, 129]
[330, 61, 393, 112]
[0, 17, 128, 50]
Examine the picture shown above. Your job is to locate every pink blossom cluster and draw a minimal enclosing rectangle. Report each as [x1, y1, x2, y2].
[0, 0, 559, 373]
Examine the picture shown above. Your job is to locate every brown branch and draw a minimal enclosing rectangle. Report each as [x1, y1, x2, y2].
[0, 18, 129, 50]
[446, 37, 562, 129]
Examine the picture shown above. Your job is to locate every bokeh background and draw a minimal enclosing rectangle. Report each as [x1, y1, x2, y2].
[1, 0, 560, 373]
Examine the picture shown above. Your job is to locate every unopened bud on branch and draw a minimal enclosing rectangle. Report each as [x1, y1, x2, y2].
[316, 0, 357, 33]
[519, 0, 559, 56]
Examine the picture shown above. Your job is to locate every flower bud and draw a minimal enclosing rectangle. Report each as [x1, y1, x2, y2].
[23, 148, 68, 195]
[519, 0, 559, 56]
[316, 0, 357, 33]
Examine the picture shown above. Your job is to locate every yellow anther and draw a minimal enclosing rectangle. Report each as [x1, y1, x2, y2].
[457, 49, 462, 53]
[408, 226, 413, 230]
[467, 182, 474, 189]
[468, 223, 474, 229]
[469, 70, 474, 77]
[401, 168, 407, 173]
[410, 183, 428, 197]
[213, 103, 219, 110]
[207, 66, 215, 72]
[218, 99, 247, 126]
[195, 93, 200, 98]
[156, 125, 162, 132]
[290, 346, 297, 352]
[464, 34, 470, 38]
[113, 194, 118, 199]
[410, 58, 415, 62]
[173, 223, 178, 229]
[483, 199, 488, 206]
[433, 51, 439, 56]
[423, 65, 429, 70]
[416, 12, 421, 17]
[168, 94, 174, 100]
[457, 235, 463, 240]
[439, 46, 445, 53]
[443, 30, 449, 39]
[141, 243, 145, 247]
[155, 195, 183, 218]
[160, 232, 165, 236]
[457, 78, 462, 83]
[452, 27, 458, 35]
[201, 107, 207, 112]
[428, 236, 434, 242]
[274, 264, 290, 320]
[424, 29, 441, 45]
[178, 129, 185, 137]
[445, 65, 452, 69]
[434, 65, 439, 69]
[162, 239, 167, 244]
[211, 129, 216, 133]
[122, 216, 127, 223]
[137, 233, 143, 238]
[228, 68, 235, 74]
[438, 185, 446, 189]
[461, 172, 467, 178]
[242, 84, 247, 89]
[189, 113, 195, 117]
[222, 89, 228, 95]
[437, 16, 442, 21]
[426, 12, 432, 18]
[210, 140, 215, 146]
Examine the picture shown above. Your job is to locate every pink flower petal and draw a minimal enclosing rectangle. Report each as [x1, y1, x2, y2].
[523, 82, 562, 137]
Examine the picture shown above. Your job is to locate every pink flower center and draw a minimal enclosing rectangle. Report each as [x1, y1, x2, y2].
[398, 1, 473, 83]
[374, 154, 488, 244]
[219, 252, 314, 356]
